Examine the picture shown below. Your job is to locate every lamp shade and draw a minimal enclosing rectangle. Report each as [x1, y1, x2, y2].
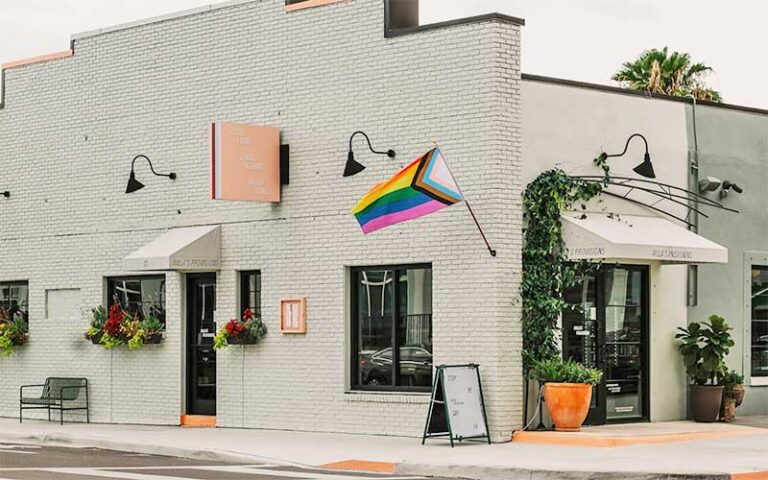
[633, 153, 656, 179]
[343, 151, 366, 178]
[125, 171, 145, 194]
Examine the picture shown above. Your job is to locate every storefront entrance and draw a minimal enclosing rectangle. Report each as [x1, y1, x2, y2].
[563, 265, 649, 424]
[186, 273, 217, 416]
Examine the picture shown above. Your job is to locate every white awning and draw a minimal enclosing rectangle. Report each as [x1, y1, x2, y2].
[561, 213, 728, 264]
[124, 225, 221, 271]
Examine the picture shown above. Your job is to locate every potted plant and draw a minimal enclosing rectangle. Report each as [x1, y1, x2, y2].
[214, 309, 267, 350]
[140, 316, 164, 345]
[0, 311, 28, 357]
[676, 315, 734, 423]
[530, 358, 603, 432]
[720, 369, 745, 423]
[85, 306, 107, 344]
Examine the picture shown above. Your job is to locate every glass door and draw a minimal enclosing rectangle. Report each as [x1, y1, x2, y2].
[562, 265, 649, 425]
[186, 274, 217, 416]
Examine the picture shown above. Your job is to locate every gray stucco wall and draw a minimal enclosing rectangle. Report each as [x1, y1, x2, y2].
[690, 105, 768, 416]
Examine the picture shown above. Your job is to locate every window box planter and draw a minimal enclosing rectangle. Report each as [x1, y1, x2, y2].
[144, 333, 163, 345]
[86, 305, 164, 350]
[213, 309, 267, 350]
[226, 335, 258, 345]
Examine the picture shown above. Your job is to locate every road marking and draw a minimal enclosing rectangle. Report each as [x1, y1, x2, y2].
[196, 466, 428, 479]
[0, 449, 36, 455]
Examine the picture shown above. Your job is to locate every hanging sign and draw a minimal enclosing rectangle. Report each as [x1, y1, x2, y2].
[211, 122, 281, 202]
[422, 364, 491, 447]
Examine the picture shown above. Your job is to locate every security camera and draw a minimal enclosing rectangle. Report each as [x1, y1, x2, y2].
[720, 180, 744, 199]
[698, 176, 722, 193]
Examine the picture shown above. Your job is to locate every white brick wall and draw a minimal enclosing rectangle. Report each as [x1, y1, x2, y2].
[0, 0, 522, 440]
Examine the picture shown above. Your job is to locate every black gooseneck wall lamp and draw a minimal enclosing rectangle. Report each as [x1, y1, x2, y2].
[126, 155, 177, 194]
[343, 131, 396, 178]
[600, 133, 657, 179]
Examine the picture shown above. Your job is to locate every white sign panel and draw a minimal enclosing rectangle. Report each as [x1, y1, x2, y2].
[441, 365, 488, 439]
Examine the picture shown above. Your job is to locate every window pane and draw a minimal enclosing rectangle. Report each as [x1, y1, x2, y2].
[108, 276, 166, 327]
[0, 282, 29, 328]
[397, 268, 433, 388]
[356, 269, 394, 387]
[752, 266, 768, 376]
[241, 272, 261, 318]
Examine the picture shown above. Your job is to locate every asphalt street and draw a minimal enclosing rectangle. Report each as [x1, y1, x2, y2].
[0, 444, 455, 480]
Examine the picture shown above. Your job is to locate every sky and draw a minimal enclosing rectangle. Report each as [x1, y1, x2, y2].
[1, 0, 765, 109]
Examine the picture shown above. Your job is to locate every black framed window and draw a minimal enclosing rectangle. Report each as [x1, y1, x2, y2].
[107, 276, 166, 327]
[751, 266, 768, 377]
[351, 265, 432, 392]
[0, 281, 29, 326]
[240, 271, 262, 319]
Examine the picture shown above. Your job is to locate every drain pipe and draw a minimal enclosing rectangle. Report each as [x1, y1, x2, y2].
[687, 94, 699, 306]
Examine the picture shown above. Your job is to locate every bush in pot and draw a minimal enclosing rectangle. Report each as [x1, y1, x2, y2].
[530, 358, 603, 432]
[719, 370, 745, 423]
[676, 315, 734, 422]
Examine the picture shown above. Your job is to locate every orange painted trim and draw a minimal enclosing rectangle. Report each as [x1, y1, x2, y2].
[321, 460, 396, 474]
[2, 50, 73, 69]
[180, 415, 216, 428]
[513, 428, 762, 448]
[285, 0, 350, 12]
[732, 473, 768, 480]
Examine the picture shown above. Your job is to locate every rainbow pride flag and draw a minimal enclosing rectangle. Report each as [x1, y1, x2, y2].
[352, 148, 464, 234]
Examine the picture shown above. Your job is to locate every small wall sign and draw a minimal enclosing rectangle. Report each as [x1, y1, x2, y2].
[280, 298, 306, 334]
[211, 122, 281, 203]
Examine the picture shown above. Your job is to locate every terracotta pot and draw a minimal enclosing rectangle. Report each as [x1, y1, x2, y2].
[733, 384, 746, 407]
[721, 398, 736, 423]
[543, 383, 593, 432]
[690, 385, 723, 423]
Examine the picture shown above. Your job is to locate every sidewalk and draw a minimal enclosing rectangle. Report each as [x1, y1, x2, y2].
[2, 418, 768, 479]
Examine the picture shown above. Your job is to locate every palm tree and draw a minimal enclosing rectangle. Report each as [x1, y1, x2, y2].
[613, 47, 721, 102]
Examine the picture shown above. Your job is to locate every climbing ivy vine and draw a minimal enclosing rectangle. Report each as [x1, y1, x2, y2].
[521, 158, 608, 371]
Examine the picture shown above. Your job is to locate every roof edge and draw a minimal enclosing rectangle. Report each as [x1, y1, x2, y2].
[386, 12, 525, 38]
[522, 73, 768, 117]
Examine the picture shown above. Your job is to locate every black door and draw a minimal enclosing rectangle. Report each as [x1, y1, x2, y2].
[563, 265, 649, 424]
[187, 274, 217, 416]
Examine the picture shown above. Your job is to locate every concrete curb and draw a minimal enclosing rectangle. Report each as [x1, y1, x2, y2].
[0, 430, 303, 468]
[396, 463, 732, 480]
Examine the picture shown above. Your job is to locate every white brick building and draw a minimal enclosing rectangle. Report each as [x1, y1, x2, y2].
[0, 0, 524, 441]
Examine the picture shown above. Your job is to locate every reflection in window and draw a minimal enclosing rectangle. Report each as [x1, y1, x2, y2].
[240, 271, 261, 319]
[752, 266, 768, 376]
[107, 276, 166, 327]
[0, 281, 29, 328]
[352, 266, 432, 391]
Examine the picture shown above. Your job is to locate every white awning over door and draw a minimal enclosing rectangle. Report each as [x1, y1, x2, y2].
[561, 213, 728, 264]
[124, 225, 221, 271]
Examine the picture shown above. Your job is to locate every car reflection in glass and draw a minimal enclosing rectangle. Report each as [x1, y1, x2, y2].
[360, 346, 432, 387]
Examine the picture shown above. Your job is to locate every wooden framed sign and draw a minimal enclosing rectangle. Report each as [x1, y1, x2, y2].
[422, 364, 491, 447]
[280, 298, 306, 334]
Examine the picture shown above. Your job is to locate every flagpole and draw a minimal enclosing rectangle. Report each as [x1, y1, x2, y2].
[434, 142, 497, 257]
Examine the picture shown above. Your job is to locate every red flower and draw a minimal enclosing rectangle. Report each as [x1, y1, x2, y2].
[225, 319, 246, 338]
[242, 309, 253, 322]
[105, 304, 124, 337]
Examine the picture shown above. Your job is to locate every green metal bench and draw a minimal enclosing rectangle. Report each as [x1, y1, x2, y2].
[20, 377, 89, 425]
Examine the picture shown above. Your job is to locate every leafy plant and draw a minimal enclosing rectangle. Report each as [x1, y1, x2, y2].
[0, 311, 29, 356]
[522, 166, 604, 371]
[214, 309, 267, 350]
[613, 47, 721, 102]
[99, 333, 124, 350]
[721, 369, 745, 399]
[530, 358, 603, 386]
[676, 315, 734, 385]
[140, 316, 163, 335]
[0, 335, 12, 357]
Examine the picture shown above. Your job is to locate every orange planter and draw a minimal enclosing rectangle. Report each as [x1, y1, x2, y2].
[543, 383, 593, 432]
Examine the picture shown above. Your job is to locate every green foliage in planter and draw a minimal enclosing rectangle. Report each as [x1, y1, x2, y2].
[530, 358, 603, 386]
[721, 369, 745, 399]
[86, 306, 107, 340]
[676, 315, 734, 385]
[0, 313, 28, 357]
[522, 166, 604, 370]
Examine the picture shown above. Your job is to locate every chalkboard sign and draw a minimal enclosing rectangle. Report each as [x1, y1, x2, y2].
[422, 364, 491, 447]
